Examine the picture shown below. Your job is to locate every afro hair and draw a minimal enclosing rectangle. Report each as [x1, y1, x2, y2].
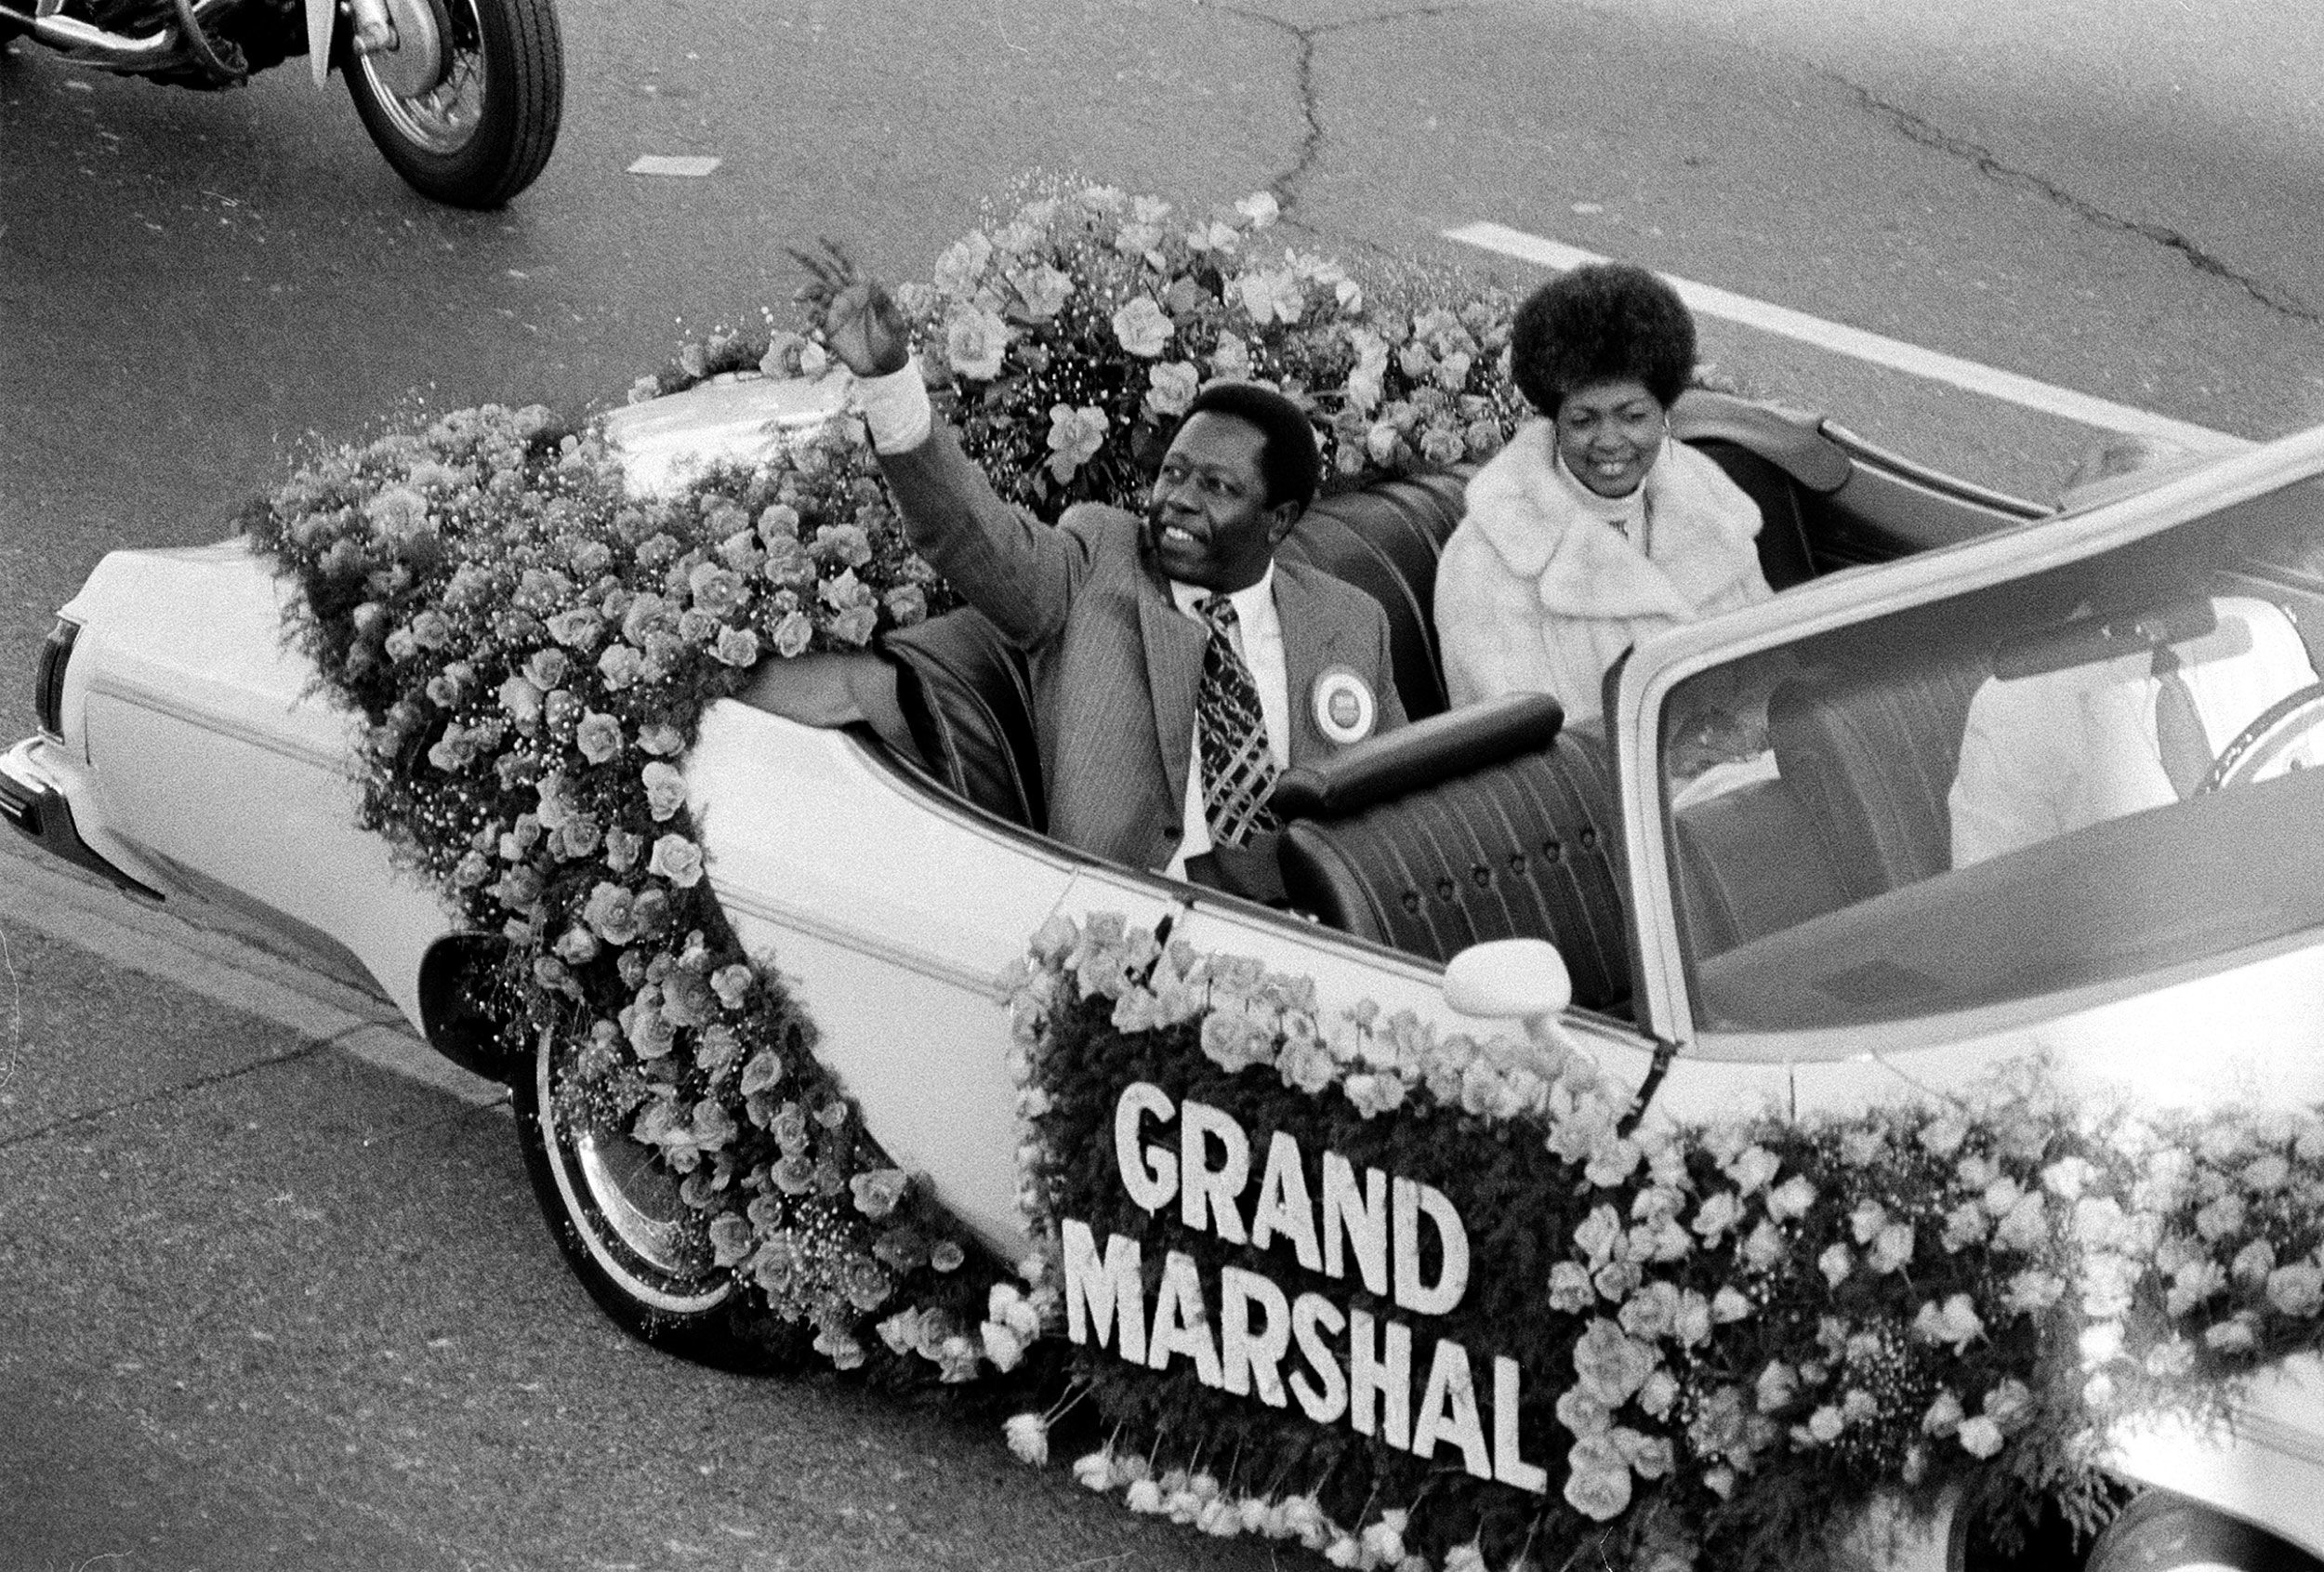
[1509, 262, 1697, 418]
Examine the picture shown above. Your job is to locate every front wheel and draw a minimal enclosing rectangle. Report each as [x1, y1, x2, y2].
[343, 0, 561, 208]
[2084, 1492, 2318, 1572]
[514, 1028, 786, 1370]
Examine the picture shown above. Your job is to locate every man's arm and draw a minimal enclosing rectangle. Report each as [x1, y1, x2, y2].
[794, 243, 1085, 650]
[866, 408, 1088, 651]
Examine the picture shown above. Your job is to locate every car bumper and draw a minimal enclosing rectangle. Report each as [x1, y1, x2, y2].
[1, 734, 162, 899]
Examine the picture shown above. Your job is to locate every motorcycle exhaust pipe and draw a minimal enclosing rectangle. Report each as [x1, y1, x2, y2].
[6, 0, 236, 72]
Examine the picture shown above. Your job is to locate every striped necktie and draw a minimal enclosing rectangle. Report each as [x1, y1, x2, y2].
[1194, 593, 1281, 846]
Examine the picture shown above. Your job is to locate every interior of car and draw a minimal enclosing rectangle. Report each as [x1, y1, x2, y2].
[742, 390, 2124, 1022]
[1678, 476, 2324, 1030]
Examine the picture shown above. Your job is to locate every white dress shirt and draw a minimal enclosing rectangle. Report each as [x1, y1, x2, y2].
[1949, 596, 2321, 868]
[1166, 568, 1290, 877]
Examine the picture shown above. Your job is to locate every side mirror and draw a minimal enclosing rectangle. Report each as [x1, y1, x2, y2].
[1443, 938, 1572, 1023]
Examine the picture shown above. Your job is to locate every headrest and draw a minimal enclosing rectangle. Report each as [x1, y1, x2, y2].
[1272, 693, 1565, 821]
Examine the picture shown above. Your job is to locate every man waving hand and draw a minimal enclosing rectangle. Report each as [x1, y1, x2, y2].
[797, 245, 1406, 901]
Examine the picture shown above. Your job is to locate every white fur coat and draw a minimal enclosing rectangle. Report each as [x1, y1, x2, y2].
[1433, 421, 1773, 724]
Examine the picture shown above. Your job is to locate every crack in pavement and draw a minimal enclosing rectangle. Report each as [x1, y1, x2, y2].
[1214, 4, 1474, 215]
[1839, 75, 2321, 327]
[0, 1032, 342, 1153]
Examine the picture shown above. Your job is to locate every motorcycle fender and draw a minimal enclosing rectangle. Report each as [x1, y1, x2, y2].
[305, 0, 334, 86]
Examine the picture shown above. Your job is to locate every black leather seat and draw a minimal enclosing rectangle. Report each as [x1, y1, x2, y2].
[1688, 438, 1821, 592]
[1667, 392, 1850, 588]
[1765, 647, 1991, 902]
[1274, 695, 1632, 1012]
[1670, 775, 1853, 958]
[1282, 469, 1471, 720]
[881, 608, 1046, 832]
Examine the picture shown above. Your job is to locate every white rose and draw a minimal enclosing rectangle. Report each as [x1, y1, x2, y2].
[1956, 1417, 2005, 1458]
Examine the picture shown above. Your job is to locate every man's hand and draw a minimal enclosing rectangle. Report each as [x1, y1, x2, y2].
[791, 240, 911, 378]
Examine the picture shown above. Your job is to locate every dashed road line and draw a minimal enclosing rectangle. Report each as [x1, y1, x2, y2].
[1444, 220, 2255, 456]
[0, 837, 501, 1110]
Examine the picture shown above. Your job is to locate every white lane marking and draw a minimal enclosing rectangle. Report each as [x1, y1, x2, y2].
[0, 839, 502, 1110]
[1445, 221, 2255, 456]
[627, 154, 720, 178]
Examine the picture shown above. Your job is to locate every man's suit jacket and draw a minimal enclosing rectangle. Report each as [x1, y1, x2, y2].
[878, 424, 1409, 871]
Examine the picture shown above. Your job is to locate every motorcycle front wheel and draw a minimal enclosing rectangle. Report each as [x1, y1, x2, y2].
[343, 0, 561, 208]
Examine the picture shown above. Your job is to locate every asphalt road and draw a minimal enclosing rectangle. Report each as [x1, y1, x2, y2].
[3, 1, 2321, 1567]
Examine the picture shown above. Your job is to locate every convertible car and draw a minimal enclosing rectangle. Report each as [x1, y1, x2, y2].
[8, 376, 2324, 1572]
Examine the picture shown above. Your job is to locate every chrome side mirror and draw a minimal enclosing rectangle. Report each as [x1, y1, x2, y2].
[1443, 938, 1572, 1023]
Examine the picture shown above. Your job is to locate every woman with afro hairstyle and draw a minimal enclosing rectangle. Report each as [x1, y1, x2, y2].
[1433, 261, 1770, 724]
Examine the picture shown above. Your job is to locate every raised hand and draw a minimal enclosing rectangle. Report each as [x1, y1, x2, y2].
[790, 240, 911, 378]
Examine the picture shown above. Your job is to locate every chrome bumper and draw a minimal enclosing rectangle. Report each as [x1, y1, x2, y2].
[1, 735, 162, 899]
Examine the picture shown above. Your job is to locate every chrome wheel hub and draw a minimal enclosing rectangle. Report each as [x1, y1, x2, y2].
[357, 0, 484, 156]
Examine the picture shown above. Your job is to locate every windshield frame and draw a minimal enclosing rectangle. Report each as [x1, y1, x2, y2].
[1609, 422, 2324, 1059]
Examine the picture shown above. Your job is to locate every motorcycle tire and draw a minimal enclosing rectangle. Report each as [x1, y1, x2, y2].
[343, 0, 561, 209]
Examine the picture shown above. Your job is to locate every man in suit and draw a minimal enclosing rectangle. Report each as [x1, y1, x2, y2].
[797, 247, 1407, 901]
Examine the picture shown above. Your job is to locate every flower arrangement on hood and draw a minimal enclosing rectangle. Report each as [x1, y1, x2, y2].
[998, 912, 2324, 1572]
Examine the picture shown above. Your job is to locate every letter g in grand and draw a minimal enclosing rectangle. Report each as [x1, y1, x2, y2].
[1115, 1081, 1179, 1213]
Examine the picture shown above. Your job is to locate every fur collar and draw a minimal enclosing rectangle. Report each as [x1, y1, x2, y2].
[1460, 421, 1765, 620]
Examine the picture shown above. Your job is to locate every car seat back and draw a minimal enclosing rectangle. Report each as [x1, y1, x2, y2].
[882, 607, 1046, 832]
[1768, 596, 2317, 904]
[1274, 694, 1632, 1012]
[1280, 397, 1842, 726]
[1285, 469, 1472, 721]
[1766, 649, 1991, 903]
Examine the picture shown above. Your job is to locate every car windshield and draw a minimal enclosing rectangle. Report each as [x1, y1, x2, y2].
[1658, 471, 2324, 1033]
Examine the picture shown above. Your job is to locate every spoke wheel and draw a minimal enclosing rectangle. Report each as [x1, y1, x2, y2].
[343, 0, 561, 207]
[514, 1027, 786, 1370]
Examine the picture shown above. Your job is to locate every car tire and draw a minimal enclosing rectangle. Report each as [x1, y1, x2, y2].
[2084, 1492, 2317, 1572]
[342, 0, 561, 207]
[514, 1028, 795, 1372]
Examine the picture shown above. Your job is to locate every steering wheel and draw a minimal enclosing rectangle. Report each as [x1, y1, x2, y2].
[2198, 680, 2324, 794]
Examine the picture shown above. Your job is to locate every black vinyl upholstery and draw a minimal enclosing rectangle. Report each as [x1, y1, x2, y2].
[1670, 776, 1853, 958]
[1277, 722, 1632, 1011]
[882, 609, 1046, 832]
[1689, 439, 1820, 592]
[1273, 692, 1564, 820]
[1766, 649, 1991, 903]
[1282, 469, 1472, 720]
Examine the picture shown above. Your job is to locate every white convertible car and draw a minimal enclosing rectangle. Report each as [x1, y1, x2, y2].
[8, 377, 2324, 1572]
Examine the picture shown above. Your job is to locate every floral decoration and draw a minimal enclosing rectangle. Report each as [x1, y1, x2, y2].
[999, 912, 2324, 1571]
[634, 178, 1532, 521]
[228, 172, 2301, 1571]
[236, 400, 1016, 1387]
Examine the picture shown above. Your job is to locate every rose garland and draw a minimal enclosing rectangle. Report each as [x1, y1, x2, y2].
[238, 402, 1035, 1385]
[999, 913, 2324, 1572]
[634, 178, 1531, 517]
